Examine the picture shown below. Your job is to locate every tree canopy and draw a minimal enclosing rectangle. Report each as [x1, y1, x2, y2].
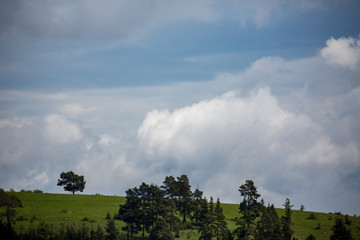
[0, 189, 22, 228]
[57, 171, 86, 194]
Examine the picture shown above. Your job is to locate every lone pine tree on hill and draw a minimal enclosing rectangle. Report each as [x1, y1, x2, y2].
[57, 171, 86, 194]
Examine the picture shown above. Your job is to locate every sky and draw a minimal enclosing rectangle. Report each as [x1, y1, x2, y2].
[0, 0, 360, 214]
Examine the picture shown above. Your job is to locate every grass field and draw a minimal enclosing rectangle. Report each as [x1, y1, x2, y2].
[6, 192, 360, 240]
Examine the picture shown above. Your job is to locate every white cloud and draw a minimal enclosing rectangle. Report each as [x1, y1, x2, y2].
[136, 63, 360, 212]
[138, 88, 290, 163]
[98, 134, 117, 146]
[61, 104, 97, 117]
[320, 36, 360, 69]
[44, 114, 83, 144]
[0, 117, 32, 129]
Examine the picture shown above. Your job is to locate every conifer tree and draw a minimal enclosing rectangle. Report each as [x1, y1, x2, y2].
[177, 174, 193, 223]
[106, 219, 119, 240]
[192, 188, 204, 226]
[90, 225, 105, 240]
[118, 188, 142, 238]
[214, 198, 229, 240]
[162, 176, 178, 199]
[208, 197, 216, 238]
[236, 180, 261, 239]
[255, 204, 281, 240]
[330, 215, 354, 240]
[199, 198, 212, 240]
[281, 198, 294, 240]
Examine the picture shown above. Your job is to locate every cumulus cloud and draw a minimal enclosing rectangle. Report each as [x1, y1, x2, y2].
[320, 35, 360, 69]
[44, 114, 83, 144]
[137, 86, 360, 211]
[138, 88, 290, 163]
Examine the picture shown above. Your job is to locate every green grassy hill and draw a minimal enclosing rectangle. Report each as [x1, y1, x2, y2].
[7, 192, 360, 240]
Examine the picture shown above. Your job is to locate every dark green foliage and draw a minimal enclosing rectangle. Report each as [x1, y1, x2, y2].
[192, 187, 203, 226]
[118, 187, 142, 238]
[57, 171, 86, 194]
[149, 217, 174, 240]
[79, 223, 90, 240]
[0, 220, 15, 240]
[345, 215, 352, 225]
[214, 198, 230, 240]
[238, 180, 260, 207]
[255, 204, 282, 240]
[315, 223, 321, 230]
[198, 197, 212, 240]
[198, 197, 230, 240]
[176, 174, 193, 223]
[305, 234, 316, 240]
[90, 225, 105, 240]
[281, 198, 294, 240]
[0, 219, 105, 240]
[106, 219, 119, 240]
[330, 215, 354, 240]
[162, 176, 178, 199]
[160, 198, 180, 234]
[235, 180, 261, 240]
[0, 188, 23, 228]
[118, 180, 182, 239]
[307, 213, 317, 220]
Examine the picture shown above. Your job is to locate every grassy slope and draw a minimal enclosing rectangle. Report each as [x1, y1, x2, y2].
[10, 192, 360, 240]
[12, 192, 126, 231]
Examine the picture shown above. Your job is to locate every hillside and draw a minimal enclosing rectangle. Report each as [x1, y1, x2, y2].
[6, 192, 360, 240]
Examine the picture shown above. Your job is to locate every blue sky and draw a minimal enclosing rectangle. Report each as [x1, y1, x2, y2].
[1, 0, 360, 214]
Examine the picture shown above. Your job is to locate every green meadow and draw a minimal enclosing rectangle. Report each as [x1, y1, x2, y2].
[8, 192, 360, 240]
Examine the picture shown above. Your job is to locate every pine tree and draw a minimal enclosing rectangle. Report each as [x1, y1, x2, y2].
[162, 198, 180, 234]
[214, 198, 229, 240]
[281, 198, 294, 240]
[330, 215, 354, 240]
[208, 197, 216, 238]
[57, 171, 86, 194]
[150, 216, 175, 240]
[236, 180, 261, 240]
[90, 225, 105, 240]
[177, 174, 193, 223]
[256, 204, 281, 240]
[106, 219, 119, 240]
[118, 188, 142, 238]
[192, 188, 204, 226]
[199, 198, 212, 240]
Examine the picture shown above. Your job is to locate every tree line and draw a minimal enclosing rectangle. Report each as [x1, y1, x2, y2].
[0, 173, 355, 240]
[116, 174, 230, 239]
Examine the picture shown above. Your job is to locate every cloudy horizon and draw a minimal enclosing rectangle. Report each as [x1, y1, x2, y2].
[1, 0, 360, 215]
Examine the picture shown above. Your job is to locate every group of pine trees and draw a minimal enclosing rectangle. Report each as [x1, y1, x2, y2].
[233, 180, 295, 240]
[116, 174, 230, 239]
